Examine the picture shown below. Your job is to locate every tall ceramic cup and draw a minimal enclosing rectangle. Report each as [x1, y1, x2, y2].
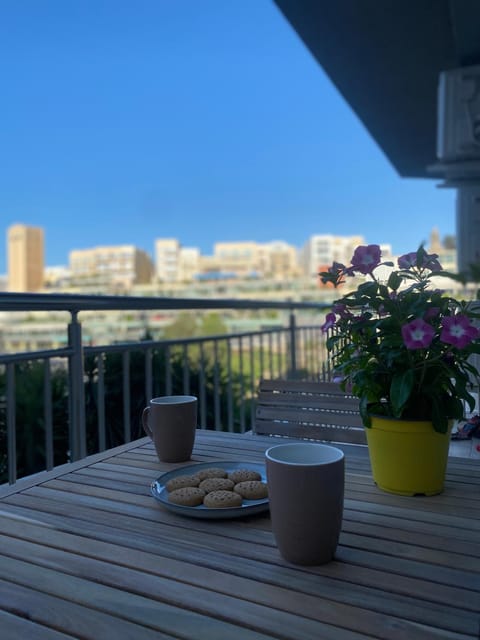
[266, 442, 345, 565]
[142, 396, 197, 463]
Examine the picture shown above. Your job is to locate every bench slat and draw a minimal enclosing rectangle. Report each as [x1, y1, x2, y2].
[255, 378, 366, 445]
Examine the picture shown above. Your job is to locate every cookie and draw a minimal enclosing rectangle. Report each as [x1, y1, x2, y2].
[168, 487, 206, 507]
[165, 474, 201, 492]
[197, 467, 228, 480]
[199, 477, 235, 493]
[234, 480, 268, 500]
[228, 468, 262, 483]
[203, 490, 243, 508]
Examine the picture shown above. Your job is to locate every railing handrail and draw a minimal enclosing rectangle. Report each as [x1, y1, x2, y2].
[0, 291, 329, 313]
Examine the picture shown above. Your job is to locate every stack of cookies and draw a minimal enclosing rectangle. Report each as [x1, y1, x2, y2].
[165, 467, 268, 508]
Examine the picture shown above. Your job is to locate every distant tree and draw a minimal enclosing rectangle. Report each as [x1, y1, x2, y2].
[163, 313, 198, 339]
[199, 313, 227, 336]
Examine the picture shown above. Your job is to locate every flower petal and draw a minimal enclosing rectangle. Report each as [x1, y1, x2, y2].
[350, 245, 381, 274]
[321, 312, 336, 334]
[401, 318, 435, 349]
[441, 315, 479, 349]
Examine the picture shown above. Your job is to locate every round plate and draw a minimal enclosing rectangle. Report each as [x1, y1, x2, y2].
[150, 460, 269, 519]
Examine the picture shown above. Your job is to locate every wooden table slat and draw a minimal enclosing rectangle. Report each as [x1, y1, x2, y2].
[0, 608, 81, 640]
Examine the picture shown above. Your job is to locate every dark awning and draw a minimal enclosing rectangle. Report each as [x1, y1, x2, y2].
[273, 0, 480, 178]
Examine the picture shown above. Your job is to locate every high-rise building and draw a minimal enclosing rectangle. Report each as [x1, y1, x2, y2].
[69, 245, 153, 291]
[428, 227, 457, 272]
[260, 241, 301, 280]
[178, 247, 200, 282]
[155, 239, 181, 282]
[301, 234, 364, 279]
[7, 223, 45, 292]
[155, 239, 201, 283]
[213, 241, 262, 278]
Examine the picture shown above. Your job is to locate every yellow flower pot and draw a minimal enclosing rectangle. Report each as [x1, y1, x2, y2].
[365, 415, 452, 496]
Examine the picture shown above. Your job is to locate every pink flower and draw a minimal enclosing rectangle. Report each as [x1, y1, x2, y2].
[401, 318, 435, 349]
[321, 312, 336, 334]
[397, 252, 418, 269]
[398, 251, 443, 271]
[350, 245, 381, 274]
[440, 315, 479, 349]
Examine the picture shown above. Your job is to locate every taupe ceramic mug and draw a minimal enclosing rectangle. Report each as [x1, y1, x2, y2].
[142, 395, 197, 463]
[266, 442, 345, 565]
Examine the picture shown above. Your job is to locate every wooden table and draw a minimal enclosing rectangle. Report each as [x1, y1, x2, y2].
[0, 430, 478, 639]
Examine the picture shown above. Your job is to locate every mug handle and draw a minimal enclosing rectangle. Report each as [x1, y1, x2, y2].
[142, 406, 153, 438]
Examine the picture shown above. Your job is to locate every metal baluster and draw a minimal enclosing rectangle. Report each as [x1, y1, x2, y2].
[213, 340, 220, 430]
[289, 312, 297, 378]
[43, 359, 54, 470]
[199, 343, 206, 428]
[68, 312, 86, 461]
[97, 353, 106, 451]
[238, 336, 245, 432]
[145, 347, 153, 402]
[165, 345, 172, 395]
[276, 330, 282, 377]
[268, 332, 274, 378]
[259, 331, 264, 379]
[226, 339, 233, 432]
[7, 362, 16, 484]
[183, 343, 190, 394]
[122, 351, 131, 443]
[249, 334, 255, 430]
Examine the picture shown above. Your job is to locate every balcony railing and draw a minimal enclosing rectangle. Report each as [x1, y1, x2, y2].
[0, 292, 331, 485]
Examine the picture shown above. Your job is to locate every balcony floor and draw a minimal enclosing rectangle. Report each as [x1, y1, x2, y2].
[449, 436, 480, 459]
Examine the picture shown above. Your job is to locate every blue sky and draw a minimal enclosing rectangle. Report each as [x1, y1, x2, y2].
[0, 0, 455, 272]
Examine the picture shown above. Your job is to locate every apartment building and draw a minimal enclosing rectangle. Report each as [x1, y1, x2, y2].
[155, 239, 180, 282]
[213, 240, 300, 280]
[155, 239, 201, 283]
[428, 227, 457, 272]
[43, 265, 71, 288]
[7, 223, 45, 292]
[69, 245, 153, 291]
[301, 234, 365, 279]
[257, 241, 301, 280]
[154, 238, 300, 282]
[213, 241, 261, 278]
[178, 247, 201, 282]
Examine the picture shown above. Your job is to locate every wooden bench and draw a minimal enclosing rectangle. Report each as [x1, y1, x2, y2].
[254, 378, 367, 445]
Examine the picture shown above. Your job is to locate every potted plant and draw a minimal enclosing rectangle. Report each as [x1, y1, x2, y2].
[319, 244, 480, 495]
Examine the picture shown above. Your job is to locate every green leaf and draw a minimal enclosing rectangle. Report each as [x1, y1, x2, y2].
[444, 395, 466, 419]
[359, 396, 371, 427]
[463, 392, 476, 414]
[439, 270, 466, 284]
[357, 281, 378, 297]
[431, 398, 449, 433]
[387, 272, 403, 291]
[390, 370, 414, 416]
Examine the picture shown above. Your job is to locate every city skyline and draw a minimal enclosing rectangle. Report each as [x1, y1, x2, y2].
[0, 0, 457, 275]
[4, 222, 450, 276]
